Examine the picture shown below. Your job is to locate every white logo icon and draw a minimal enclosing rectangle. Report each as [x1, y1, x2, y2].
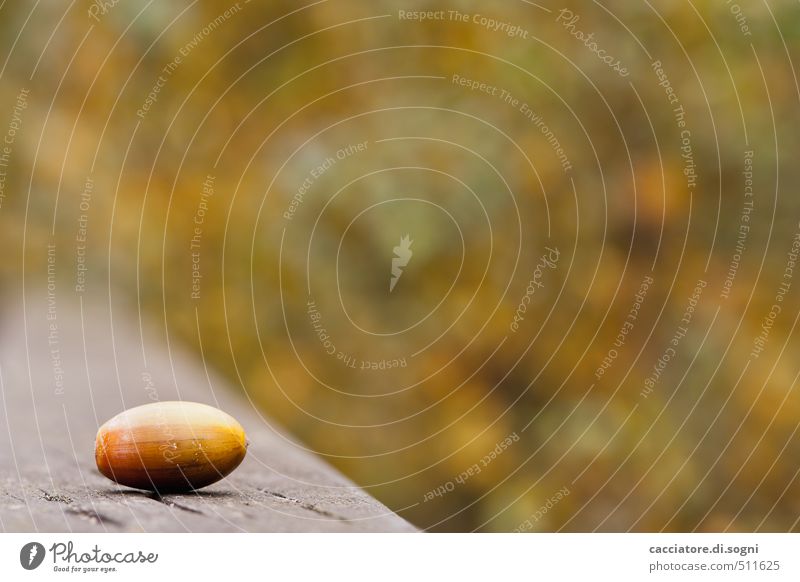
[390, 235, 413, 292]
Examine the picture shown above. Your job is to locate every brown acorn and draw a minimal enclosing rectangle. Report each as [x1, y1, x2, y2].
[95, 401, 247, 493]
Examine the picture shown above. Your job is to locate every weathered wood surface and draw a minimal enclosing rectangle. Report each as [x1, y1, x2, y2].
[0, 291, 416, 532]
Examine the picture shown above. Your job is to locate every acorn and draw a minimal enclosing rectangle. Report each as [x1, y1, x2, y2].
[95, 401, 248, 493]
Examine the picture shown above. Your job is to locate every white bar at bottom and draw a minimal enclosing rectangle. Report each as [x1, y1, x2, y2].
[1, 533, 797, 581]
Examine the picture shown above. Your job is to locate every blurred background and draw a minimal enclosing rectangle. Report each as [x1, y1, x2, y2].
[1, 0, 800, 531]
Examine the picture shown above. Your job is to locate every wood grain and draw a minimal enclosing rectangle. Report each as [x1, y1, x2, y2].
[0, 290, 416, 532]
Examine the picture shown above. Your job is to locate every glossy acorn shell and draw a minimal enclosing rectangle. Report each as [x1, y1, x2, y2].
[95, 401, 247, 493]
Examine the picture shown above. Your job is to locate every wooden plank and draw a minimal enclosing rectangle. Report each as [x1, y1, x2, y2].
[0, 290, 416, 532]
